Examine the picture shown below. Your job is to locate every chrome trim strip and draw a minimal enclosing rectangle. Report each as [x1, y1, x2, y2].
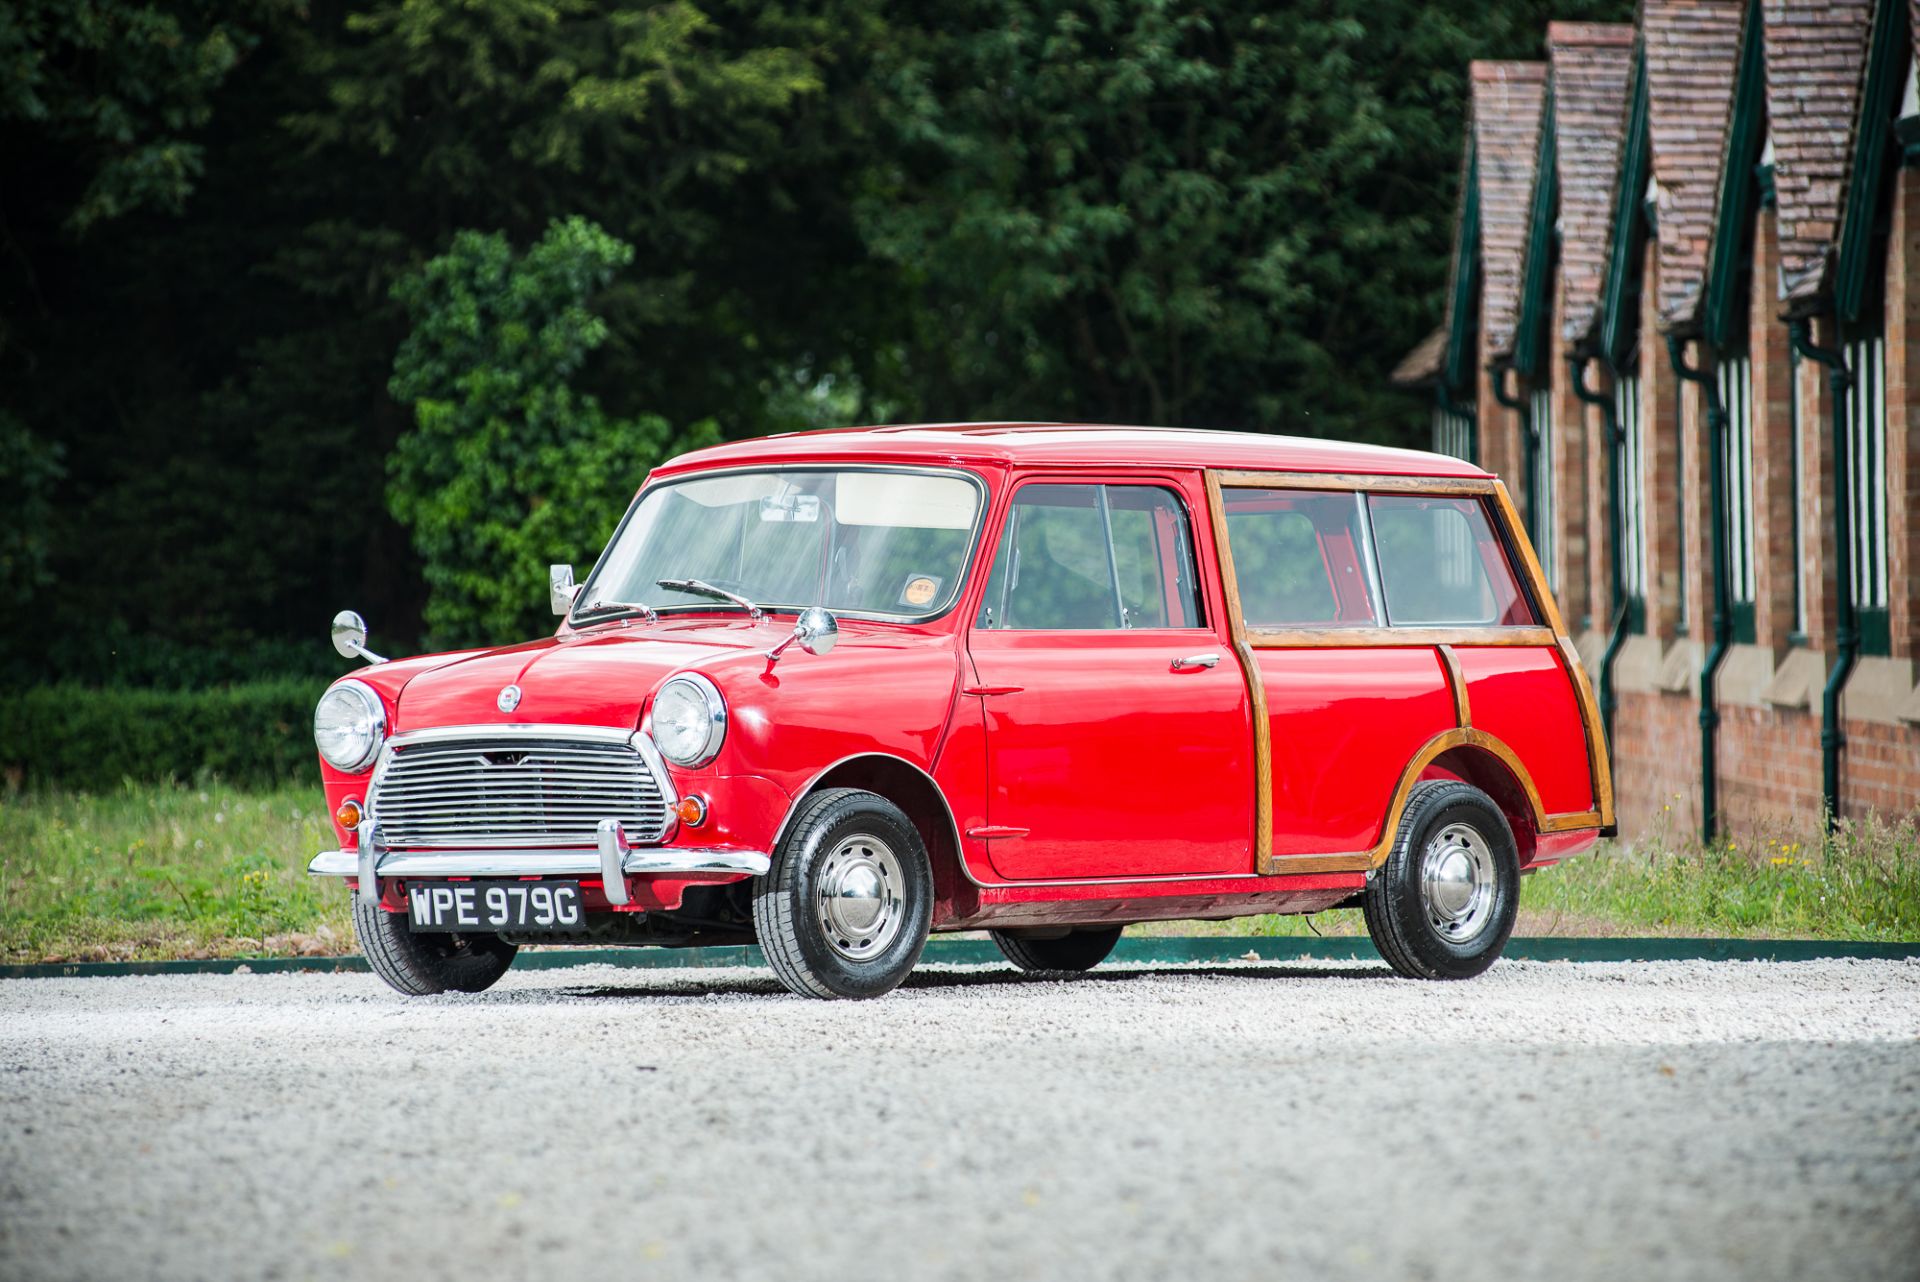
[358, 822, 384, 902]
[308, 846, 769, 879]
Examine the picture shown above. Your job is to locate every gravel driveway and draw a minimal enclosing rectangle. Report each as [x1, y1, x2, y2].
[3, 957, 1917, 1282]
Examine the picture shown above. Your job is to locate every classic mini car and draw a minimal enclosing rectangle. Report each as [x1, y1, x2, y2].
[310, 424, 1612, 998]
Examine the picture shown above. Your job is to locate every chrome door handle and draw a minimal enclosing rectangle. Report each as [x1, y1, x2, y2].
[1170, 653, 1221, 671]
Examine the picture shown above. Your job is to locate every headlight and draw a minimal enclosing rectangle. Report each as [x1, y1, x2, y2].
[314, 680, 386, 772]
[651, 674, 726, 767]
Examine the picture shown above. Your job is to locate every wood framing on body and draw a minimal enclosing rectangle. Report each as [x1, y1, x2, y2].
[1202, 469, 1616, 876]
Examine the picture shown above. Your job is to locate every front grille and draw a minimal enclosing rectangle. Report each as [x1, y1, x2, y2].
[370, 732, 671, 849]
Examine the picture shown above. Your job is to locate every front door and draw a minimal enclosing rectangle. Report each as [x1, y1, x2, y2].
[966, 478, 1252, 880]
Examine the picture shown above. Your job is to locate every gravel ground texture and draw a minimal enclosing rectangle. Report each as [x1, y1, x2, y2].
[3, 957, 1918, 1282]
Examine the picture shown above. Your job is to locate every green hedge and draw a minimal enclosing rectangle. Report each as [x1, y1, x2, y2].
[0, 680, 329, 791]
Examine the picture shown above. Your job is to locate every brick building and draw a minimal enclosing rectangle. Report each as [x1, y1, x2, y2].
[1395, 0, 1920, 840]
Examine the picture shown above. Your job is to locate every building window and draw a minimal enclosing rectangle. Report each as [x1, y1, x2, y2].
[1845, 328, 1890, 653]
[1528, 384, 1555, 588]
[1674, 380, 1688, 633]
[1616, 369, 1648, 629]
[1431, 405, 1474, 463]
[1717, 350, 1757, 642]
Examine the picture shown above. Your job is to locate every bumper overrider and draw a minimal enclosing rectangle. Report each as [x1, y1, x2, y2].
[308, 722, 770, 905]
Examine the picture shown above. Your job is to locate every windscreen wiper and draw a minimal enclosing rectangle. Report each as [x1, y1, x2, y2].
[655, 578, 764, 619]
[571, 599, 659, 624]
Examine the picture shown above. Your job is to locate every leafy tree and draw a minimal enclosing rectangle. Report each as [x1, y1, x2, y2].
[388, 216, 717, 648]
[0, 413, 62, 608]
[859, 0, 1629, 440]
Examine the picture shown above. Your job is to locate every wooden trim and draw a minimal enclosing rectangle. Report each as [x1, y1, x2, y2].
[1203, 470, 1271, 867]
[1255, 727, 1600, 875]
[1437, 644, 1470, 727]
[1244, 626, 1558, 649]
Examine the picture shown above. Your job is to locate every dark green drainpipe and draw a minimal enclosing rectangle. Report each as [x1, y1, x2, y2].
[1487, 361, 1535, 544]
[1569, 354, 1625, 750]
[1665, 333, 1731, 844]
[1788, 320, 1857, 833]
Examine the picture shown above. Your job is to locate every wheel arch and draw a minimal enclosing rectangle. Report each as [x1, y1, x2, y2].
[1419, 741, 1541, 866]
[774, 754, 967, 911]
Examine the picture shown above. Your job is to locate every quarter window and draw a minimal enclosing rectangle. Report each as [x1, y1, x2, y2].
[1221, 489, 1380, 628]
[975, 484, 1202, 630]
[1366, 495, 1536, 627]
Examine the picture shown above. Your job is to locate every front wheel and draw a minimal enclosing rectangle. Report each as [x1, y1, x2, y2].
[1361, 780, 1520, 980]
[352, 888, 518, 996]
[751, 789, 934, 999]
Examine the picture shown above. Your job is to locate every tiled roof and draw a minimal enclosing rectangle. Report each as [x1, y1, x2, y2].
[1472, 61, 1549, 358]
[1644, 0, 1745, 329]
[1391, 324, 1449, 387]
[1546, 22, 1637, 345]
[1762, 0, 1875, 304]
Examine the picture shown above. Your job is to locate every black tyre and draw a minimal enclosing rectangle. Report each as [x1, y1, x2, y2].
[991, 927, 1123, 977]
[352, 887, 518, 996]
[1361, 780, 1520, 980]
[751, 788, 934, 999]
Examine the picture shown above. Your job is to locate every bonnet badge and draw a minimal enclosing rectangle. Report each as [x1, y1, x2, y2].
[497, 684, 522, 713]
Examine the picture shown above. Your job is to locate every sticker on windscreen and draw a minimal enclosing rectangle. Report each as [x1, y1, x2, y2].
[898, 575, 942, 609]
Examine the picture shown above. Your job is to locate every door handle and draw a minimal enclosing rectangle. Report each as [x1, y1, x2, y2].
[1170, 653, 1221, 671]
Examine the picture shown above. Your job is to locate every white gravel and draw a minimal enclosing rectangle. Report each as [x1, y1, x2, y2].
[3, 957, 1918, 1282]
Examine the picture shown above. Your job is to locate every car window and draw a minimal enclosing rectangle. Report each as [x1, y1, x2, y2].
[1221, 488, 1380, 627]
[1366, 495, 1536, 626]
[976, 483, 1203, 630]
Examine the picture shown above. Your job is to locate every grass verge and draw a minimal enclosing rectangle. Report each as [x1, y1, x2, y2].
[3, 785, 1915, 962]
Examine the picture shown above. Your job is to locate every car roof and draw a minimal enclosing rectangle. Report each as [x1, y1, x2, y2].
[649, 422, 1489, 480]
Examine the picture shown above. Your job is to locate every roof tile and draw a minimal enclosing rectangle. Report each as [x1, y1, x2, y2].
[1472, 60, 1549, 357]
[1644, 0, 1746, 328]
[1546, 23, 1637, 344]
[1762, 0, 1875, 302]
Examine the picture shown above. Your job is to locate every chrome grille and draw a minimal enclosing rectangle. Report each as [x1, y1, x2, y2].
[369, 730, 671, 849]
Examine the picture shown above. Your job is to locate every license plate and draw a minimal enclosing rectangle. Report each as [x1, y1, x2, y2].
[407, 881, 583, 933]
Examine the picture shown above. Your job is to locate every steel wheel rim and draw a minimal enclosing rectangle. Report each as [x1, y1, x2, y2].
[814, 833, 905, 961]
[1420, 821, 1496, 943]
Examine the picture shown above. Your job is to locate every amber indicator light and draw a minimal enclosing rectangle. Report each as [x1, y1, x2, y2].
[675, 795, 708, 827]
[335, 799, 363, 830]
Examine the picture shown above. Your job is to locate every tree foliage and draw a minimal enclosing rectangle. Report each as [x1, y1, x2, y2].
[0, 0, 1628, 684]
[388, 217, 717, 648]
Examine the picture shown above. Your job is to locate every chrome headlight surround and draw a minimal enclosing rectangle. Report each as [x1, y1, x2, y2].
[313, 679, 387, 773]
[650, 674, 726, 768]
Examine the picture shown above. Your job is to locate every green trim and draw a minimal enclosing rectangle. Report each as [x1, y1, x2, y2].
[1857, 606, 1891, 655]
[1704, 0, 1767, 350]
[1445, 147, 1483, 394]
[1513, 91, 1559, 376]
[1601, 48, 1651, 366]
[1836, 0, 1909, 322]
[6, 937, 1918, 981]
[1732, 601, 1756, 644]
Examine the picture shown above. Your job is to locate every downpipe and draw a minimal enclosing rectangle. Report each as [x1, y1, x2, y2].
[1666, 334, 1731, 844]
[1788, 319, 1857, 833]
[1488, 360, 1536, 546]
[1569, 353, 1626, 749]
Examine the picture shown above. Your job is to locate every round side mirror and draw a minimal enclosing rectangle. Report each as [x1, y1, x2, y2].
[796, 606, 839, 656]
[331, 610, 370, 659]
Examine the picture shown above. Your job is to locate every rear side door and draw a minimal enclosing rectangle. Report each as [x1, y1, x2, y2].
[966, 477, 1252, 880]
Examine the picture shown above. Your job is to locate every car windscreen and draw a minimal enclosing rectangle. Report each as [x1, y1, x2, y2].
[576, 468, 986, 620]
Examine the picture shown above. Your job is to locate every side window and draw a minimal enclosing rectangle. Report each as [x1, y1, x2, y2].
[1222, 488, 1380, 627]
[1366, 495, 1536, 626]
[976, 483, 1203, 630]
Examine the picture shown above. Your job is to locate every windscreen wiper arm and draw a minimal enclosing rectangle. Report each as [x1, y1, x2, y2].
[655, 578, 764, 619]
[571, 599, 659, 624]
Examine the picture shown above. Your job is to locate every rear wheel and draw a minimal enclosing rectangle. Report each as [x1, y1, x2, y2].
[991, 927, 1124, 978]
[752, 789, 934, 999]
[1362, 780, 1519, 980]
[352, 887, 518, 996]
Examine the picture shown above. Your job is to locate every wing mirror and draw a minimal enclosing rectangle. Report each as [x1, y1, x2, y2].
[549, 564, 581, 616]
[330, 609, 387, 665]
[765, 606, 839, 665]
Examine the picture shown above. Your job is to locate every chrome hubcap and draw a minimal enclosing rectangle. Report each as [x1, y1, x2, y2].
[1421, 822, 1496, 943]
[815, 834, 904, 961]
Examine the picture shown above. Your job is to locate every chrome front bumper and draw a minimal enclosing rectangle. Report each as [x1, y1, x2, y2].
[309, 817, 769, 908]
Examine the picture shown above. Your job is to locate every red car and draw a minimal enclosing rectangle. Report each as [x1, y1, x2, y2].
[310, 424, 1612, 998]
